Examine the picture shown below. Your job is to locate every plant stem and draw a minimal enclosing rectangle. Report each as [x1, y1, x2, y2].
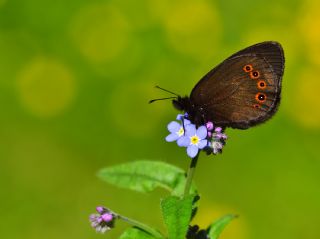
[117, 213, 164, 238]
[183, 153, 199, 198]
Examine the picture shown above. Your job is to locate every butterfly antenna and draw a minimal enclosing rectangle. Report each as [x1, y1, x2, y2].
[149, 97, 176, 104]
[155, 85, 179, 96]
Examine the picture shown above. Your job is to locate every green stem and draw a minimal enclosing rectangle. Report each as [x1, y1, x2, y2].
[183, 153, 199, 198]
[117, 213, 164, 238]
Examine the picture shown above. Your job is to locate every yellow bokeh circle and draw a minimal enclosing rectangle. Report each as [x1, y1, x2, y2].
[70, 4, 130, 64]
[17, 57, 75, 118]
[288, 67, 320, 128]
[161, 0, 221, 60]
[298, 0, 320, 65]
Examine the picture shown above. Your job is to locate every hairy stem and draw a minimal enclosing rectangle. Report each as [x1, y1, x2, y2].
[117, 214, 164, 238]
[183, 153, 199, 198]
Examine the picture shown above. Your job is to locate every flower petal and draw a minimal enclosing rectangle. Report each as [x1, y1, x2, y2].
[206, 121, 214, 131]
[215, 133, 223, 139]
[215, 127, 222, 133]
[177, 136, 190, 147]
[198, 139, 208, 149]
[185, 124, 196, 136]
[166, 133, 179, 142]
[187, 145, 199, 158]
[183, 119, 191, 126]
[196, 126, 207, 139]
[101, 213, 113, 222]
[212, 141, 223, 150]
[167, 121, 181, 132]
[176, 114, 184, 120]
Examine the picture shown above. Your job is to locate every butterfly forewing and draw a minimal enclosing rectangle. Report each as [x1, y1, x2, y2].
[190, 41, 284, 129]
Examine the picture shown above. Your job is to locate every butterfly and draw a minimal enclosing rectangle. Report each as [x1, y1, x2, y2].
[151, 41, 285, 129]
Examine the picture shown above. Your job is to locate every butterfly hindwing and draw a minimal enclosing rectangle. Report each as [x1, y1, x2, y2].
[189, 41, 284, 129]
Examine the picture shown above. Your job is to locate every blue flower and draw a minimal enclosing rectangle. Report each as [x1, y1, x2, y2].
[176, 114, 191, 125]
[165, 114, 191, 142]
[178, 124, 208, 158]
[165, 121, 185, 142]
[165, 114, 228, 157]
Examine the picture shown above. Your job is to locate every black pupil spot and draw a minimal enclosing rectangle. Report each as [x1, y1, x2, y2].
[260, 82, 265, 86]
[246, 66, 251, 70]
[253, 72, 258, 77]
[258, 94, 265, 101]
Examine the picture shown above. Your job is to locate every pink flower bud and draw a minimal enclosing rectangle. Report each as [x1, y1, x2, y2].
[206, 121, 214, 131]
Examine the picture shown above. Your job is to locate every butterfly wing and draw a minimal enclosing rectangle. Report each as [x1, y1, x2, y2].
[190, 41, 284, 129]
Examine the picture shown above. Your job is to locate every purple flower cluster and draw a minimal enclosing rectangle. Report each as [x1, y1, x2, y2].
[89, 206, 116, 233]
[166, 114, 227, 158]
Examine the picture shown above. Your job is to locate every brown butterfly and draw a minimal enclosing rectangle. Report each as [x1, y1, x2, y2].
[151, 41, 285, 129]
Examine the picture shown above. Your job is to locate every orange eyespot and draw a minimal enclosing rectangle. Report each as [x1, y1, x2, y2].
[243, 64, 253, 72]
[250, 71, 260, 79]
[253, 104, 261, 109]
[257, 80, 267, 89]
[255, 93, 267, 103]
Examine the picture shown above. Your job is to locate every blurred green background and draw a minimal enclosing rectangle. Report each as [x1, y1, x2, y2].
[1, 0, 320, 238]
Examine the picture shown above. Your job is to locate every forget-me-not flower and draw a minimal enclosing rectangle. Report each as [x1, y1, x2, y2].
[178, 124, 208, 158]
[165, 114, 191, 143]
[165, 114, 227, 158]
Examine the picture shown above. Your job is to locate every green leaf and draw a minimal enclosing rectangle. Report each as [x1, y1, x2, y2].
[161, 195, 194, 239]
[98, 160, 195, 195]
[119, 227, 157, 239]
[207, 214, 238, 239]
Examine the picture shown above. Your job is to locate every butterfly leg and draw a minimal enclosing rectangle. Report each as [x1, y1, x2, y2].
[181, 116, 186, 135]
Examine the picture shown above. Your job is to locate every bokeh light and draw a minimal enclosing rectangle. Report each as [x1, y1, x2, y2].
[17, 57, 75, 118]
[288, 66, 320, 128]
[70, 4, 130, 64]
[161, 0, 221, 61]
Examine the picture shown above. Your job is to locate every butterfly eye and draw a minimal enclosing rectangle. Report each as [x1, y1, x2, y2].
[257, 80, 267, 89]
[255, 93, 267, 103]
[243, 64, 253, 72]
[250, 71, 260, 79]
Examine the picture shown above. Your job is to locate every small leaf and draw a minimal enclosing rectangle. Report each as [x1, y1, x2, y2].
[119, 227, 157, 239]
[98, 160, 196, 195]
[207, 214, 238, 239]
[161, 195, 194, 239]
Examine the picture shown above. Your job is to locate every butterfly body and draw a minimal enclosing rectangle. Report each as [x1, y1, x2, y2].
[173, 41, 285, 129]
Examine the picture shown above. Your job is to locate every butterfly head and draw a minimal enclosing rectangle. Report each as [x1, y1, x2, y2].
[172, 96, 202, 125]
[172, 96, 191, 111]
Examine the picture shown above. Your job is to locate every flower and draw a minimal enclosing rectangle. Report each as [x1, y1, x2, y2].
[89, 206, 116, 233]
[178, 124, 208, 158]
[210, 140, 224, 154]
[165, 114, 191, 143]
[176, 113, 191, 124]
[212, 127, 227, 140]
[206, 121, 214, 131]
[165, 121, 185, 142]
[206, 126, 227, 155]
[165, 114, 228, 157]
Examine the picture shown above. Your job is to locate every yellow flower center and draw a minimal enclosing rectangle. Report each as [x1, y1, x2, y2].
[190, 135, 199, 145]
[178, 127, 184, 136]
